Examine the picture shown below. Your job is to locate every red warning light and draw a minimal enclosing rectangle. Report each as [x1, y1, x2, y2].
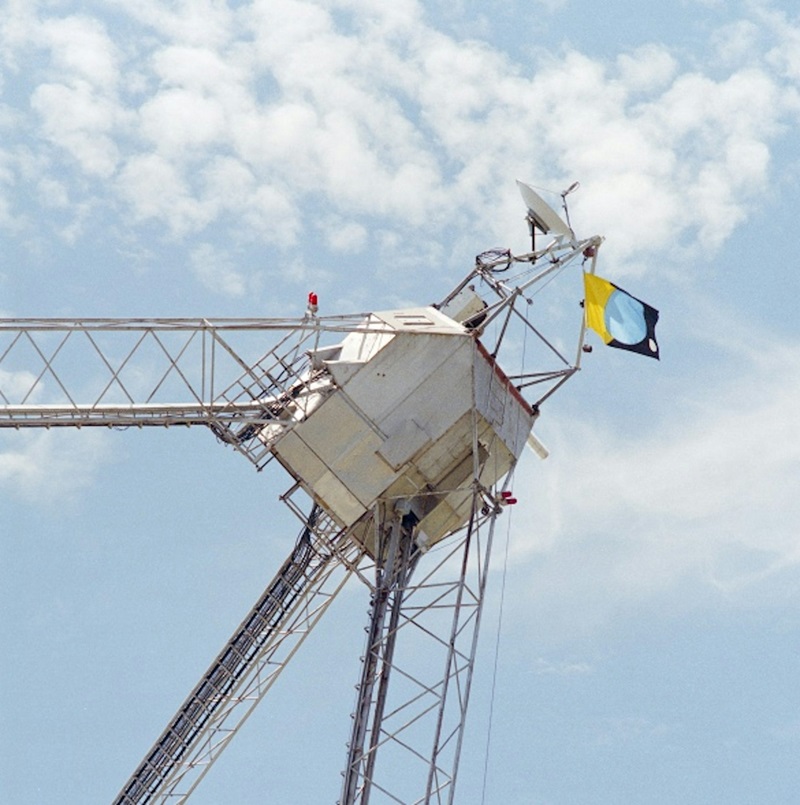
[308, 292, 318, 306]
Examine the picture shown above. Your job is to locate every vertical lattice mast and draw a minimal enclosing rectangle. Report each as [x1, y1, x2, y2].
[339, 490, 504, 804]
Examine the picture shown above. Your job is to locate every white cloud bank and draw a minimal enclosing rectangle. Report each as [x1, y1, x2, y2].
[1, 0, 798, 281]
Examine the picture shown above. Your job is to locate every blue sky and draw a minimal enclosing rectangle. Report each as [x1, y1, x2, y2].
[2, 0, 800, 802]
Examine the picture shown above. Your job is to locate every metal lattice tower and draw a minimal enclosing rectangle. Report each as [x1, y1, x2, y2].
[0, 181, 603, 804]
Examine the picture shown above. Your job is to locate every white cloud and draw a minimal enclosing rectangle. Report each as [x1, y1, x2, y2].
[0, 430, 112, 502]
[592, 716, 674, 749]
[232, 101, 321, 175]
[36, 176, 70, 209]
[527, 54, 788, 265]
[0, 368, 40, 403]
[323, 216, 369, 253]
[0, 148, 21, 230]
[190, 242, 247, 297]
[760, 6, 800, 83]
[151, 43, 243, 93]
[244, 184, 301, 246]
[39, 14, 121, 91]
[116, 152, 214, 234]
[111, 0, 237, 48]
[511, 337, 800, 636]
[616, 44, 678, 93]
[31, 81, 121, 177]
[1, 1, 798, 287]
[532, 656, 594, 676]
[710, 19, 763, 66]
[139, 88, 227, 154]
[0, 2, 41, 70]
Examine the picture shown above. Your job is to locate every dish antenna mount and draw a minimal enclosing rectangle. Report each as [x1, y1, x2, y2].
[517, 179, 578, 250]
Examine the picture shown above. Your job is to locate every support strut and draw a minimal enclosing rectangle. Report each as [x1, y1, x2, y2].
[339, 494, 498, 805]
[114, 507, 361, 804]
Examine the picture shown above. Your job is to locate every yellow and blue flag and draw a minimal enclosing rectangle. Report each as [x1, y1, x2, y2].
[583, 273, 659, 359]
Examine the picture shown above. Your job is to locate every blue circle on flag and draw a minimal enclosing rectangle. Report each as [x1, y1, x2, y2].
[604, 290, 647, 345]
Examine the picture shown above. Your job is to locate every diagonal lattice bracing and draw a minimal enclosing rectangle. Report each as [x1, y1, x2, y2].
[114, 505, 368, 805]
[340, 493, 501, 805]
[0, 317, 368, 468]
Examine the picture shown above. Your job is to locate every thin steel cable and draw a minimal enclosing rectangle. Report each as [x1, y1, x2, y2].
[479, 493, 514, 805]
[480, 318, 528, 803]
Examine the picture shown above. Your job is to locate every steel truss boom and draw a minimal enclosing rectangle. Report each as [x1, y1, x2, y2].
[115, 503, 365, 804]
[0, 230, 601, 441]
[0, 316, 367, 468]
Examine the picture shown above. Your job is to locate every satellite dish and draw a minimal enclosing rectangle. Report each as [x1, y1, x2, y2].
[516, 180, 574, 242]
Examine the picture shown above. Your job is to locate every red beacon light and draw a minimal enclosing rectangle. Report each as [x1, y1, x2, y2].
[307, 292, 319, 315]
[500, 490, 517, 505]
